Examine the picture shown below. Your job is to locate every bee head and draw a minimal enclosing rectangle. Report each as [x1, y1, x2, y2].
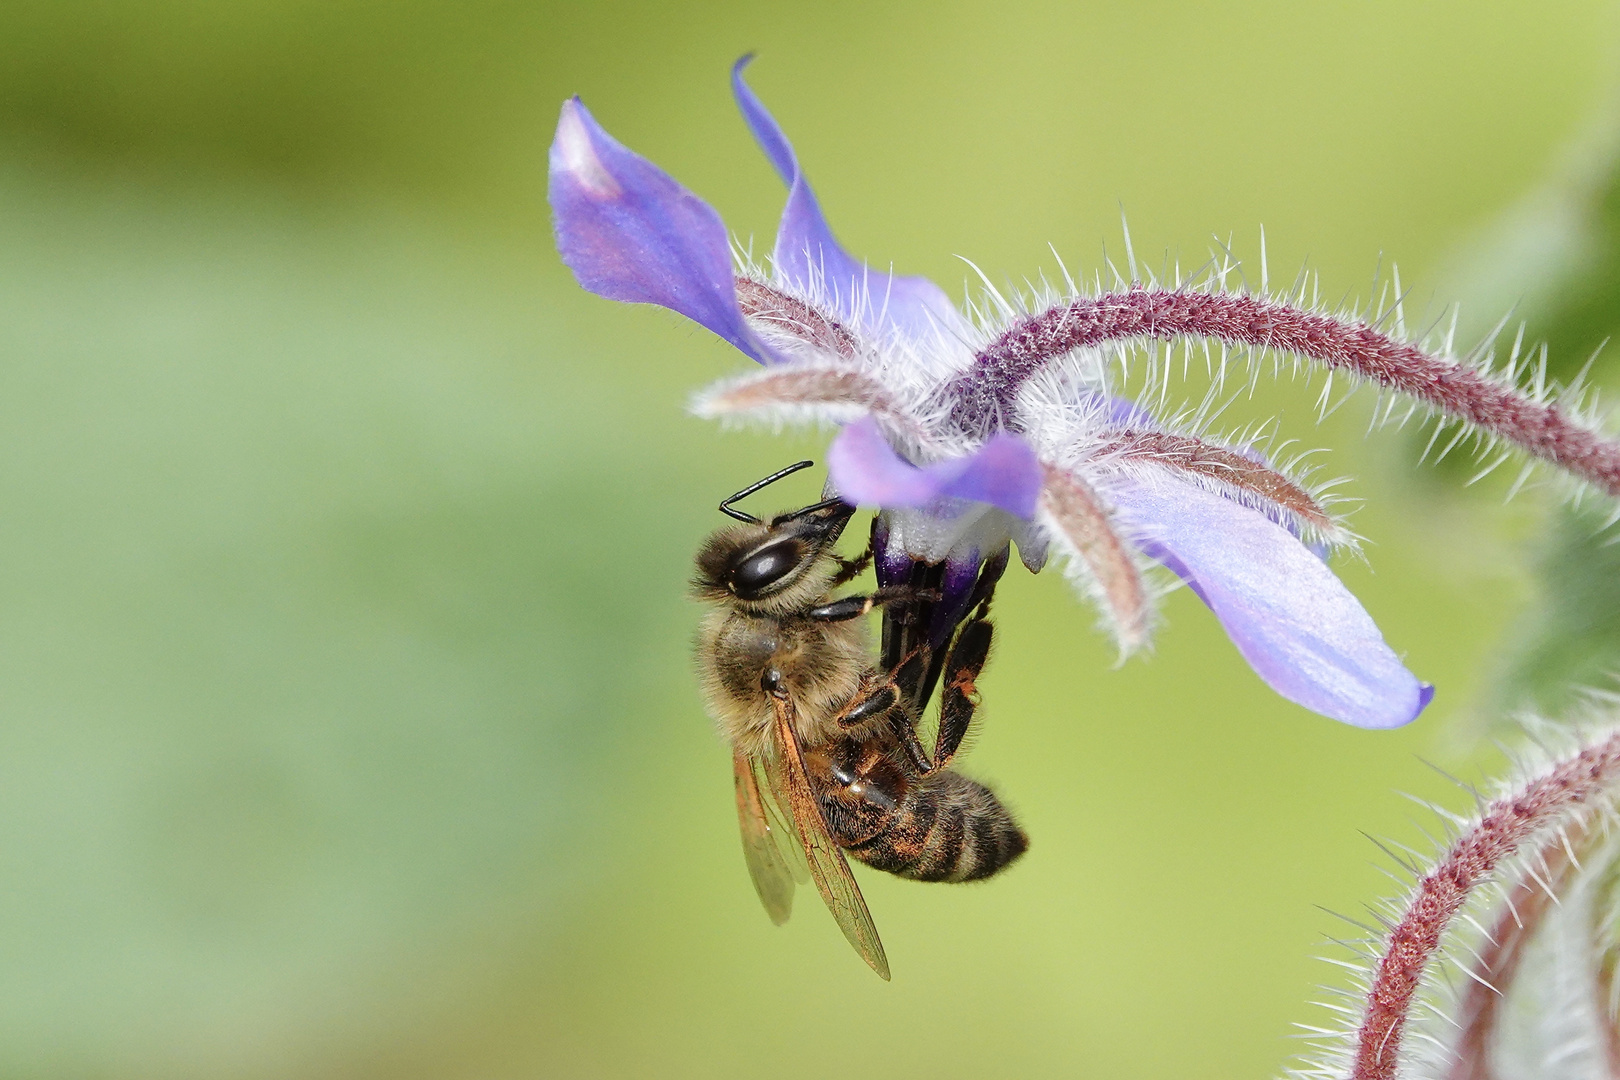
[693, 498, 856, 613]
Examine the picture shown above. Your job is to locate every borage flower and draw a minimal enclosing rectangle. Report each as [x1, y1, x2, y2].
[550, 57, 1439, 728]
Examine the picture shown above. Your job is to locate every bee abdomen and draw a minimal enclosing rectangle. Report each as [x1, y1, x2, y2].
[849, 771, 1027, 884]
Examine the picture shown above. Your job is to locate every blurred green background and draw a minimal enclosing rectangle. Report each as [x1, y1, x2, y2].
[2, 2, 1617, 1077]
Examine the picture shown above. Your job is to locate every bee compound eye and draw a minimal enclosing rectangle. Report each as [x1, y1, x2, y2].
[730, 540, 805, 597]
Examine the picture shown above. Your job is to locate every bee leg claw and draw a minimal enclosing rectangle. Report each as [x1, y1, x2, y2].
[830, 542, 874, 586]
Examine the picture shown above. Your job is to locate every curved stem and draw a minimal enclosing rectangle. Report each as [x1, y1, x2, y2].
[1444, 831, 1581, 1080]
[1352, 730, 1620, 1080]
[949, 289, 1620, 497]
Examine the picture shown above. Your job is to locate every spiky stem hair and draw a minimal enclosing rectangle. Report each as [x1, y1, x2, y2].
[1291, 709, 1620, 1080]
[944, 251, 1620, 503]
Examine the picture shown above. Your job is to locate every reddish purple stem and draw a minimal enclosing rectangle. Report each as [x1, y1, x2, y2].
[1352, 731, 1620, 1080]
[948, 289, 1620, 497]
[1444, 832, 1578, 1080]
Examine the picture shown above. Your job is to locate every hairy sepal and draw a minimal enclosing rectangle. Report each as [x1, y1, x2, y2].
[690, 364, 938, 447]
[1100, 429, 1351, 550]
[1034, 462, 1154, 658]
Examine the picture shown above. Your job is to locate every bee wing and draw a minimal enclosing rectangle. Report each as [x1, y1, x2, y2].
[749, 758, 811, 886]
[766, 697, 891, 981]
[733, 752, 797, 924]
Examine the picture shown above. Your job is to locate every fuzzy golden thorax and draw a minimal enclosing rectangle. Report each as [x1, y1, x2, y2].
[693, 608, 869, 761]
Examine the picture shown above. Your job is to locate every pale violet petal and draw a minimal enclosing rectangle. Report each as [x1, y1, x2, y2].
[548, 98, 782, 365]
[730, 57, 963, 342]
[1110, 476, 1431, 729]
[827, 418, 1042, 518]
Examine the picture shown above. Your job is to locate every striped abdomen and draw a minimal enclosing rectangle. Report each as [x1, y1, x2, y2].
[849, 770, 1027, 883]
[809, 738, 1028, 884]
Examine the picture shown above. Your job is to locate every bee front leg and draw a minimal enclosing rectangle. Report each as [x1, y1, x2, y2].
[805, 585, 941, 624]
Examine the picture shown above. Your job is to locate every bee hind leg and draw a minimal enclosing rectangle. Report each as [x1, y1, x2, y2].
[929, 616, 993, 774]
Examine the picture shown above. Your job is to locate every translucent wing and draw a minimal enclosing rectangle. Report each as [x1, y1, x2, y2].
[765, 697, 891, 980]
[733, 752, 796, 924]
[749, 758, 810, 886]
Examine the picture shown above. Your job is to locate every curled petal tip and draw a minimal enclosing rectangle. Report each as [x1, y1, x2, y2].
[552, 100, 619, 200]
[828, 418, 1042, 519]
[730, 59, 963, 341]
[547, 97, 781, 365]
[1350, 680, 1434, 731]
[730, 56, 798, 191]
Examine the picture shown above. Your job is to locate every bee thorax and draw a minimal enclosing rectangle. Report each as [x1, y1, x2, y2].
[695, 610, 868, 754]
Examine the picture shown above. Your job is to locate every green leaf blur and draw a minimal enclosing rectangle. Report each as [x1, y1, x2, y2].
[0, 2, 1611, 1078]
[1443, 84, 1620, 722]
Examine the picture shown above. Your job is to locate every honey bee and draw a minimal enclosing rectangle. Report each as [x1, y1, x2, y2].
[693, 461, 1028, 979]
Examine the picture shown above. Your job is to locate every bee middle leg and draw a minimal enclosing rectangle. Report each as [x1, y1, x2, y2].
[837, 679, 899, 728]
[834, 650, 935, 775]
[835, 647, 927, 729]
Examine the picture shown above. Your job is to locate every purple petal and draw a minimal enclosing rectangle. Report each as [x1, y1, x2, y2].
[827, 418, 1042, 518]
[548, 98, 781, 365]
[936, 435, 1045, 514]
[1109, 477, 1430, 729]
[730, 57, 961, 341]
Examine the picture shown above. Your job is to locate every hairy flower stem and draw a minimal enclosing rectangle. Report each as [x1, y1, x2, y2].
[1353, 731, 1620, 1080]
[1444, 831, 1580, 1080]
[949, 289, 1620, 497]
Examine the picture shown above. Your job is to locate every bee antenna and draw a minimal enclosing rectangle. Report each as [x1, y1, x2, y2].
[718, 460, 816, 523]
